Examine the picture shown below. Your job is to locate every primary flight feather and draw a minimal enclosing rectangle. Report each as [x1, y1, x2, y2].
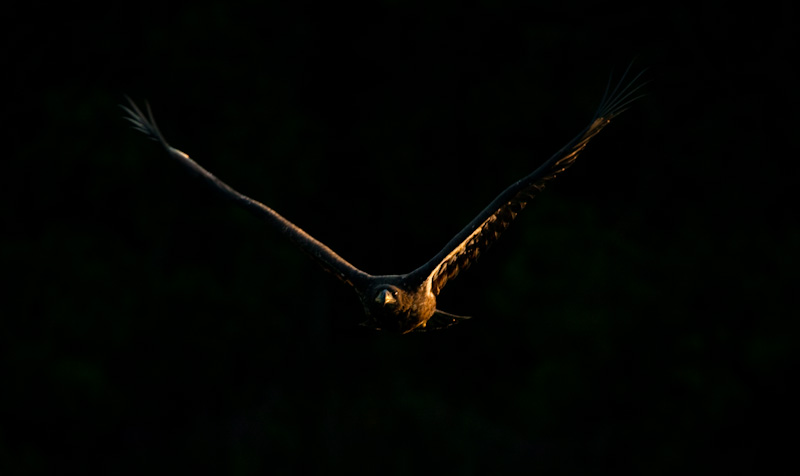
[123, 67, 644, 333]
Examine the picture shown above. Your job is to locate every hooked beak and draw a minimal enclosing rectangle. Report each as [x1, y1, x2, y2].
[375, 289, 397, 307]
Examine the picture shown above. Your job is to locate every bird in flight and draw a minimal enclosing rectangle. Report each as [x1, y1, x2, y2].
[123, 67, 644, 334]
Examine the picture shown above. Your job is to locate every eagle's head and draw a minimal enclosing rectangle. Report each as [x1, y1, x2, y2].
[374, 285, 401, 308]
[363, 284, 434, 334]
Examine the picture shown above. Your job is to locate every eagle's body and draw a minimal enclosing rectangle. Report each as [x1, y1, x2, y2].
[123, 67, 643, 333]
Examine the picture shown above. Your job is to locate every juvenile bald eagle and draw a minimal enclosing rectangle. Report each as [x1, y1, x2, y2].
[123, 67, 644, 333]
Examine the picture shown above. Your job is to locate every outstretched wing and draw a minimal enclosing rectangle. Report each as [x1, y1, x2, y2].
[406, 67, 646, 296]
[121, 98, 372, 289]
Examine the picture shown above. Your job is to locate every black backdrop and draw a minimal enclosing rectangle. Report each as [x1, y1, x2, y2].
[3, 1, 796, 474]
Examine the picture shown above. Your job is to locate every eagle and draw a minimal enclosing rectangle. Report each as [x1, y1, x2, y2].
[123, 67, 644, 334]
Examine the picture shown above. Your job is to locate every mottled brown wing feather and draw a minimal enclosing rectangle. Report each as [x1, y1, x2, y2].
[121, 98, 372, 289]
[407, 68, 645, 296]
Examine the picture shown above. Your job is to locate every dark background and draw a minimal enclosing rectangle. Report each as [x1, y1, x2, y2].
[3, 1, 796, 474]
